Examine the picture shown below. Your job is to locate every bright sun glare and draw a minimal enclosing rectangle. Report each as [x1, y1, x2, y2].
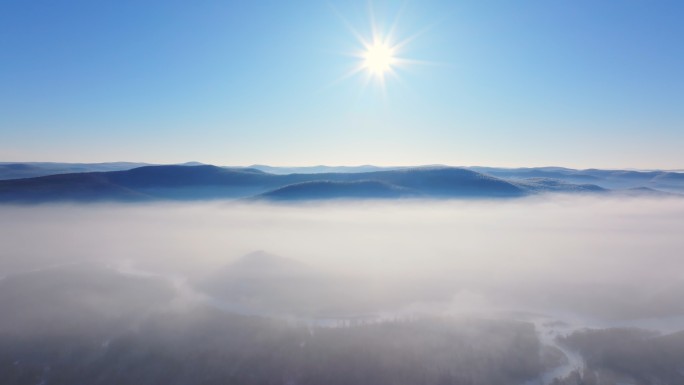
[335, 4, 429, 92]
[363, 41, 396, 76]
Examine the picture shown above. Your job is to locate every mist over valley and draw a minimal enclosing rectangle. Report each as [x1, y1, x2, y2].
[1, 196, 683, 384]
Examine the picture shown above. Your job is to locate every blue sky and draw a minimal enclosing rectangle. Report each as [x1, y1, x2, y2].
[1, 0, 682, 168]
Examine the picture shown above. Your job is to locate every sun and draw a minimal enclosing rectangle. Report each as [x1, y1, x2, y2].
[362, 41, 396, 76]
[332, 3, 430, 93]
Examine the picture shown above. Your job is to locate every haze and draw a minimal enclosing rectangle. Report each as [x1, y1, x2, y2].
[3, 197, 683, 321]
[2, 196, 684, 384]
[2, 0, 683, 383]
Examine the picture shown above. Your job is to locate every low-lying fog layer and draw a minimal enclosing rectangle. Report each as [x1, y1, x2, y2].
[2, 196, 683, 320]
[1, 196, 683, 385]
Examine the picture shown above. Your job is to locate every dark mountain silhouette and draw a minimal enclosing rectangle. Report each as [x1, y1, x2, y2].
[249, 164, 401, 174]
[0, 165, 523, 202]
[467, 166, 601, 183]
[258, 180, 415, 200]
[0, 164, 674, 203]
[0, 162, 149, 180]
[0, 172, 154, 202]
[357, 167, 526, 197]
[253, 168, 534, 200]
[105, 165, 270, 189]
[0, 165, 279, 202]
[511, 178, 607, 193]
[467, 166, 684, 193]
[615, 187, 681, 197]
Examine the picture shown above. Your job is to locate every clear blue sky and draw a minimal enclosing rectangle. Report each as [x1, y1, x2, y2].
[1, 0, 682, 168]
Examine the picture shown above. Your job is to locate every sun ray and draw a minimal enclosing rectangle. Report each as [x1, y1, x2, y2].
[333, 1, 438, 97]
[386, 0, 409, 46]
[323, 66, 368, 91]
[393, 19, 443, 53]
[328, 3, 366, 44]
[368, 1, 379, 44]
[393, 58, 446, 67]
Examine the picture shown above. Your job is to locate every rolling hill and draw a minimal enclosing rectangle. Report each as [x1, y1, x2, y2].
[0, 164, 674, 203]
[0, 162, 149, 180]
[467, 166, 684, 193]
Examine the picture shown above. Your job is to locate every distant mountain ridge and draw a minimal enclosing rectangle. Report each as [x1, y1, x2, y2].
[258, 180, 415, 200]
[248, 164, 402, 174]
[0, 162, 151, 180]
[0, 163, 680, 203]
[466, 166, 684, 192]
[0, 165, 528, 202]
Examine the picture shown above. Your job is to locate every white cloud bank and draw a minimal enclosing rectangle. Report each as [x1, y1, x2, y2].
[1, 196, 683, 323]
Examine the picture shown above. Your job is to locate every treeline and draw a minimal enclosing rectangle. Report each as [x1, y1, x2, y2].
[551, 327, 684, 385]
[0, 307, 545, 385]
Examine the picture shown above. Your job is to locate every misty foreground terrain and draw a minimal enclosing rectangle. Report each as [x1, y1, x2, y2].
[1, 192, 684, 385]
